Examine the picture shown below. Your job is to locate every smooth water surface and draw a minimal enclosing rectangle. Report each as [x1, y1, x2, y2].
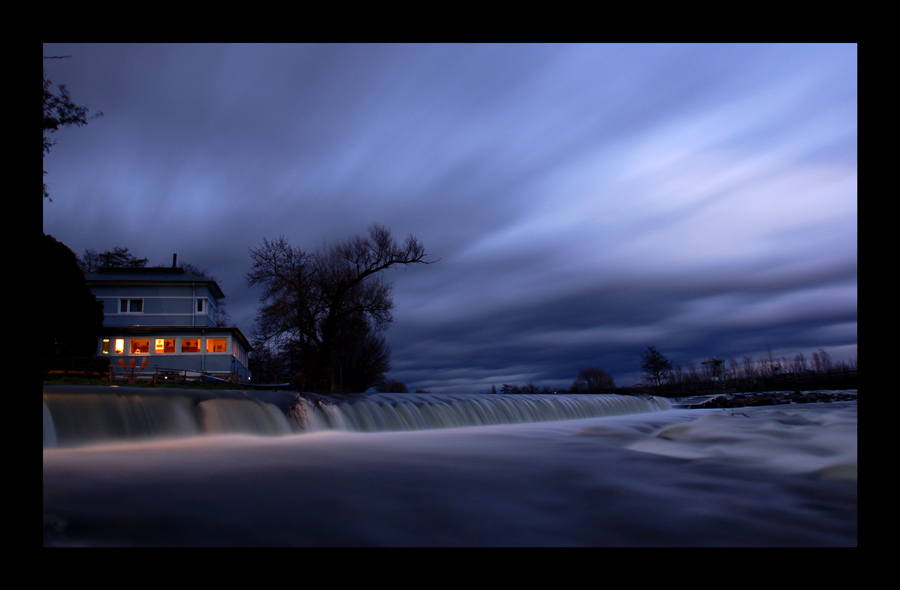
[43, 393, 857, 547]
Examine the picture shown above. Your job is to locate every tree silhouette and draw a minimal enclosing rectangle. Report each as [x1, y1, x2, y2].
[571, 367, 616, 393]
[78, 247, 148, 272]
[43, 234, 104, 358]
[640, 345, 672, 391]
[248, 224, 435, 392]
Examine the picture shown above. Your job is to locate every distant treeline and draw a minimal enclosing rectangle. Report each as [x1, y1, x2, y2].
[485, 348, 857, 397]
[653, 349, 857, 396]
[490, 367, 617, 396]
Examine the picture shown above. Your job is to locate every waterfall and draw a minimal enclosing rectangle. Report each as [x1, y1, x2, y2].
[43, 400, 58, 448]
[296, 392, 671, 433]
[43, 388, 671, 448]
[43, 392, 199, 448]
[196, 398, 293, 436]
[43, 390, 293, 448]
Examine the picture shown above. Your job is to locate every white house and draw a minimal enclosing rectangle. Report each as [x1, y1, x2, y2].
[84, 266, 252, 381]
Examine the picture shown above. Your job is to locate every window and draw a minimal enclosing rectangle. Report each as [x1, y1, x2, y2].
[206, 338, 227, 353]
[155, 338, 176, 353]
[130, 338, 150, 354]
[181, 338, 200, 353]
[119, 299, 143, 313]
[196, 298, 208, 314]
[101, 338, 127, 356]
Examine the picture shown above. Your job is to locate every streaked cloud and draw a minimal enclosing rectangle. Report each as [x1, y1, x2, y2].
[43, 43, 857, 392]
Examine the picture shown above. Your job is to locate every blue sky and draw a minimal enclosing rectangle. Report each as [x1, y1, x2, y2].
[42, 43, 857, 392]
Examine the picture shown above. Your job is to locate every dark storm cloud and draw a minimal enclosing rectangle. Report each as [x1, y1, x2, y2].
[42, 43, 857, 392]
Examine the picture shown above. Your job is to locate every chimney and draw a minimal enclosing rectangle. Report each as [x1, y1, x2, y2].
[172, 253, 178, 268]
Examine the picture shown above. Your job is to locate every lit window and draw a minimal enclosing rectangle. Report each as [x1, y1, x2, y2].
[114, 339, 125, 354]
[206, 338, 227, 353]
[101, 339, 110, 354]
[155, 338, 176, 353]
[130, 338, 150, 354]
[119, 299, 143, 313]
[181, 338, 200, 353]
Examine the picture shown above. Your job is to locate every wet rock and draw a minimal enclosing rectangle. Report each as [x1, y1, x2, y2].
[687, 390, 856, 409]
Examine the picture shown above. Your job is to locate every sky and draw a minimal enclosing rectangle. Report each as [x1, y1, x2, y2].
[42, 43, 857, 392]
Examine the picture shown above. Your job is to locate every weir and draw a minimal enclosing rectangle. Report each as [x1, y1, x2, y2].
[298, 392, 671, 433]
[43, 386, 671, 449]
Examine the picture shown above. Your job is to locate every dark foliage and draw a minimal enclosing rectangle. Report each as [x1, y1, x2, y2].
[42, 234, 105, 360]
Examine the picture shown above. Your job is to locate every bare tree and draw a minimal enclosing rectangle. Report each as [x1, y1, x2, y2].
[790, 352, 807, 374]
[727, 357, 740, 381]
[666, 362, 685, 389]
[521, 382, 541, 394]
[571, 367, 616, 393]
[763, 347, 777, 376]
[248, 340, 291, 384]
[247, 224, 435, 392]
[330, 316, 392, 392]
[741, 355, 756, 380]
[685, 362, 700, 385]
[79, 247, 148, 272]
[640, 346, 672, 391]
[812, 349, 832, 373]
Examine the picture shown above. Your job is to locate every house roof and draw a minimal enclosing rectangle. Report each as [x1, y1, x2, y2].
[84, 267, 226, 299]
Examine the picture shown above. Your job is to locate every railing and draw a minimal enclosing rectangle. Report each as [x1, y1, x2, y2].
[106, 361, 243, 385]
[44, 369, 105, 379]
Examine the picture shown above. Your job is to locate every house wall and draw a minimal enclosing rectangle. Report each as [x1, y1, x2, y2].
[91, 283, 220, 328]
[99, 332, 250, 380]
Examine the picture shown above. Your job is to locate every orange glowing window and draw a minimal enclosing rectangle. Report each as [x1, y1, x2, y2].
[114, 339, 125, 354]
[181, 338, 200, 353]
[206, 338, 227, 353]
[155, 338, 176, 353]
[130, 338, 150, 354]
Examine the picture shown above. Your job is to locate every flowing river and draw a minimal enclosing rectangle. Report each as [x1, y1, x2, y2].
[43, 386, 857, 546]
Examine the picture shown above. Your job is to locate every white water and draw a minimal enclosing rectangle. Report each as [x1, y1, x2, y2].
[295, 392, 670, 434]
[42, 387, 857, 547]
[42, 389, 669, 448]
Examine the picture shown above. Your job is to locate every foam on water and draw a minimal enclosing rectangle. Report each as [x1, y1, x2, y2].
[597, 404, 858, 482]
